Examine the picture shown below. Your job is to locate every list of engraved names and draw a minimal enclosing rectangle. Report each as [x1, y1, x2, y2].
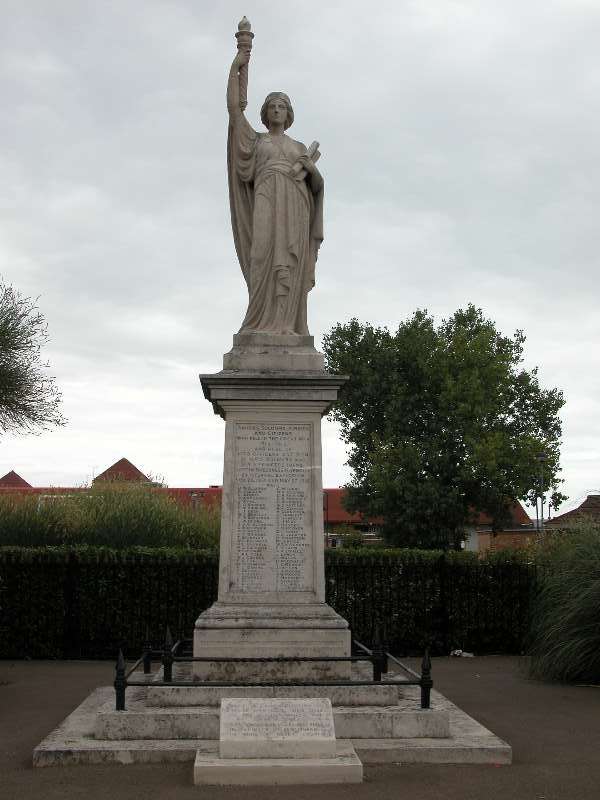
[222, 698, 335, 740]
[233, 422, 313, 593]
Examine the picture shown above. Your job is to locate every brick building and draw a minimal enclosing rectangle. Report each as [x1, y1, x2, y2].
[544, 493, 600, 528]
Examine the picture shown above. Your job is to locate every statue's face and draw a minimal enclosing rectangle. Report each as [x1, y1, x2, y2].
[266, 97, 288, 128]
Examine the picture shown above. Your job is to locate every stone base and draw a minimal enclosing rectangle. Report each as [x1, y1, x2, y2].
[146, 682, 400, 707]
[223, 333, 325, 372]
[33, 686, 512, 767]
[193, 603, 352, 681]
[193, 742, 363, 785]
[95, 704, 451, 741]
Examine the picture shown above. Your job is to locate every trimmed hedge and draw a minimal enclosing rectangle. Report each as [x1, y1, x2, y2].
[0, 547, 536, 659]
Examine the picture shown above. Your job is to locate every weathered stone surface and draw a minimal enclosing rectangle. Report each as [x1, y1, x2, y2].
[95, 707, 220, 741]
[227, 36, 325, 338]
[223, 333, 325, 372]
[272, 685, 400, 707]
[194, 742, 363, 785]
[193, 619, 351, 681]
[220, 697, 336, 759]
[92, 688, 449, 741]
[33, 686, 512, 767]
[194, 373, 351, 682]
[199, 372, 347, 415]
[146, 671, 400, 707]
[227, 420, 315, 595]
[146, 685, 274, 707]
[392, 709, 450, 738]
[214, 413, 327, 604]
[334, 708, 450, 739]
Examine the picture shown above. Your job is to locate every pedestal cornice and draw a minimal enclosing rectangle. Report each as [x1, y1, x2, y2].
[200, 371, 349, 419]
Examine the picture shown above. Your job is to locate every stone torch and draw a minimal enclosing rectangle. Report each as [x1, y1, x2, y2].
[235, 16, 254, 112]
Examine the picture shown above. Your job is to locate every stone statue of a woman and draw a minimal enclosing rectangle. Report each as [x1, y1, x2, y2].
[227, 45, 324, 337]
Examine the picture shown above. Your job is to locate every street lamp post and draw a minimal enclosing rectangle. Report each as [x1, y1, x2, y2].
[537, 452, 547, 533]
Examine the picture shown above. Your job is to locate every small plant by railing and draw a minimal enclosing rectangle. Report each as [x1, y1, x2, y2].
[113, 626, 433, 712]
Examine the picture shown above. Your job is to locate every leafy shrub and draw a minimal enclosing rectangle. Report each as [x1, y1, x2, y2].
[337, 527, 365, 549]
[0, 484, 219, 550]
[528, 519, 600, 683]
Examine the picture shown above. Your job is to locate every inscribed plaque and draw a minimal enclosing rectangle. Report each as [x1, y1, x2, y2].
[220, 697, 336, 759]
[231, 422, 313, 594]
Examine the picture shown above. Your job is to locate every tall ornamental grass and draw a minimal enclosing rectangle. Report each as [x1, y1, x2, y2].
[0, 483, 220, 549]
[529, 519, 600, 683]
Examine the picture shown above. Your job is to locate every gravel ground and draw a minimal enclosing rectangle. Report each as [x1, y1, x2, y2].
[1, 655, 599, 800]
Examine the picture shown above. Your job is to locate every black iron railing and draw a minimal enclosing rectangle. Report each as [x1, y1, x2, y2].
[114, 626, 432, 712]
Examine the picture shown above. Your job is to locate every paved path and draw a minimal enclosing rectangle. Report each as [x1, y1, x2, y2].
[2, 656, 599, 799]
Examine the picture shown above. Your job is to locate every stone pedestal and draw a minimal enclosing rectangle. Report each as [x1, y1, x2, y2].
[194, 337, 351, 680]
[223, 333, 325, 372]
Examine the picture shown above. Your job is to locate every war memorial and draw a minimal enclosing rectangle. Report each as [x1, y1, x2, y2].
[33, 18, 511, 786]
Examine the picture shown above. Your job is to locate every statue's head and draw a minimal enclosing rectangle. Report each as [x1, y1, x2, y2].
[260, 92, 294, 130]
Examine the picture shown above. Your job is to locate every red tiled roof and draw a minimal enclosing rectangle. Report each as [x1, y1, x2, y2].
[0, 486, 87, 496]
[166, 487, 222, 509]
[93, 458, 150, 483]
[546, 494, 600, 526]
[0, 470, 32, 488]
[473, 501, 531, 527]
[323, 488, 384, 525]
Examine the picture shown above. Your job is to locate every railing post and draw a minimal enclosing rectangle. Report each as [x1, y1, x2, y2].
[381, 621, 389, 675]
[420, 648, 432, 709]
[143, 626, 152, 674]
[162, 625, 174, 682]
[115, 649, 126, 711]
[372, 624, 386, 682]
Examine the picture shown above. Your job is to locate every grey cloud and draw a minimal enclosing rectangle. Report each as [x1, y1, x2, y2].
[1, 1, 598, 508]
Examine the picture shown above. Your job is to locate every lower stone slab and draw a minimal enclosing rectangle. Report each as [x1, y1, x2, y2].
[193, 742, 363, 786]
[33, 686, 512, 767]
[93, 699, 450, 741]
[146, 682, 400, 707]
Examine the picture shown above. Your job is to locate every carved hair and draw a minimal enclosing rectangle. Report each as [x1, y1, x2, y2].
[260, 92, 294, 130]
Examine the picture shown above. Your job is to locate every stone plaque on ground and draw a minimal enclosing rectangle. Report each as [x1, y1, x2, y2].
[220, 697, 336, 759]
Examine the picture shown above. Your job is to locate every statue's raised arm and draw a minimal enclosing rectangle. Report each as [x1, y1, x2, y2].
[227, 17, 324, 337]
[226, 53, 245, 121]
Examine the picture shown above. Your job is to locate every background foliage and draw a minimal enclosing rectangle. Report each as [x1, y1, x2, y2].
[0, 282, 65, 435]
[323, 306, 565, 548]
[0, 482, 220, 549]
[528, 520, 600, 683]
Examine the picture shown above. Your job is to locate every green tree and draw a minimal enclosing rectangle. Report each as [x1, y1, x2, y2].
[0, 282, 65, 435]
[323, 306, 565, 549]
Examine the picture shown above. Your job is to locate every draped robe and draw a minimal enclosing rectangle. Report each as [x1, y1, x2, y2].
[227, 116, 324, 335]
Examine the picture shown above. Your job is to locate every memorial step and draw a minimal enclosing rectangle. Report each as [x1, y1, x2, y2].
[95, 705, 450, 741]
[145, 683, 401, 708]
[193, 742, 363, 786]
[33, 686, 512, 767]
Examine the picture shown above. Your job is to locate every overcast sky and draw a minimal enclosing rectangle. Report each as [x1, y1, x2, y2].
[1, 1, 599, 515]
